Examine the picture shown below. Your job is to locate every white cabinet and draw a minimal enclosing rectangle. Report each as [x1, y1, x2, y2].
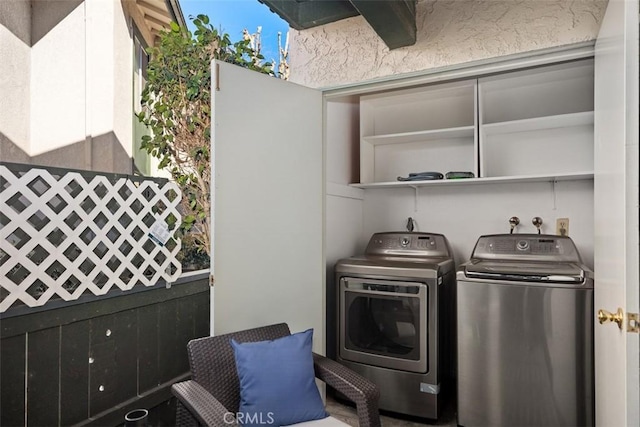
[353, 58, 594, 188]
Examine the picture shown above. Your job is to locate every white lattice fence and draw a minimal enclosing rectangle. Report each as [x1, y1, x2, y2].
[0, 164, 182, 312]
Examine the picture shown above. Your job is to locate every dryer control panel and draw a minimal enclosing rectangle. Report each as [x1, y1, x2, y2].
[365, 232, 452, 258]
[471, 234, 581, 263]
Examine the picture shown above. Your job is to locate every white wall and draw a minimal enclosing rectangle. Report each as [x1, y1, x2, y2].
[85, 0, 134, 173]
[325, 97, 367, 265]
[113, 0, 134, 159]
[86, 0, 115, 140]
[289, 0, 607, 88]
[30, 0, 86, 157]
[0, 0, 31, 155]
[1, 0, 136, 173]
[325, 189, 364, 358]
[362, 181, 594, 269]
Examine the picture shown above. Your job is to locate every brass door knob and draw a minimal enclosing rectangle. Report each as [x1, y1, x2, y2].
[597, 307, 624, 330]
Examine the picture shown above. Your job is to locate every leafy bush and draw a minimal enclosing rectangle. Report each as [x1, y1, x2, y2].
[138, 15, 272, 258]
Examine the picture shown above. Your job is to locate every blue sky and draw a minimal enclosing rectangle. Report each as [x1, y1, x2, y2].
[179, 0, 290, 64]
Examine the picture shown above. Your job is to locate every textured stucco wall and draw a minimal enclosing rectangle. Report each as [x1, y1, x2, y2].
[0, 0, 31, 157]
[289, 0, 608, 88]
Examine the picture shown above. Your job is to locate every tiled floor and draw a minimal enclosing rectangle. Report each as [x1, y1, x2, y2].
[325, 394, 458, 427]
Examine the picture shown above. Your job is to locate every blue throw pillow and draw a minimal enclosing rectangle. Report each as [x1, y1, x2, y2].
[231, 328, 328, 426]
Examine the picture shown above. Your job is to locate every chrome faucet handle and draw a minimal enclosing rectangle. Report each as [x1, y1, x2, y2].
[532, 217, 543, 234]
[509, 216, 520, 234]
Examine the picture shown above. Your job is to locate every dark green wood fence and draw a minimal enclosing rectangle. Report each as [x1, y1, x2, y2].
[0, 272, 209, 426]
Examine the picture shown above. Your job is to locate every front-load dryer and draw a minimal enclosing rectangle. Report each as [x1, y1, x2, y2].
[334, 232, 455, 419]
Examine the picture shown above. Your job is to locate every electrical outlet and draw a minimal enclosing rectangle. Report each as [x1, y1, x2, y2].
[556, 218, 569, 236]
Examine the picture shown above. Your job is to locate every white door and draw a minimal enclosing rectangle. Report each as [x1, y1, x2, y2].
[210, 61, 324, 349]
[594, 0, 639, 425]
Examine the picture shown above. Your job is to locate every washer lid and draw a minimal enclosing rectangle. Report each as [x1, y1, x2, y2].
[464, 260, 586, 284]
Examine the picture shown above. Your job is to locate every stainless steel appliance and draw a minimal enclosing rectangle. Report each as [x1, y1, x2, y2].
[335, 232, 455, 419]
[457, 233, 594, 427]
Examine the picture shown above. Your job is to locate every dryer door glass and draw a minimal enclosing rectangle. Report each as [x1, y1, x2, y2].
[341, 278, 427, 369]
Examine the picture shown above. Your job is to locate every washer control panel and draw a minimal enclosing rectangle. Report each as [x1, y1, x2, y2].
[472, 234, 581, 262]
[365, 232, 451, 258]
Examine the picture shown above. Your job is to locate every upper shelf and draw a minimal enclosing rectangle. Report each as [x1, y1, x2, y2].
[481, 111, 594, 135]
[362, 126, 475, 146]
[350, 171, 594, 189]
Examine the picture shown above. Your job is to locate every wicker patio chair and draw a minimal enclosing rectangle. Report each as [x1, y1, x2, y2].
[171, 323, 381, 427]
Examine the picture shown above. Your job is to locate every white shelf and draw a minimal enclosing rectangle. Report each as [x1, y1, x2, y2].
[482, 111, 594, 135]
[479, 59, 594, 124]
[350, 171, 594, 189]
[362, 126, 475, 146]
[480, 111, 594, 177]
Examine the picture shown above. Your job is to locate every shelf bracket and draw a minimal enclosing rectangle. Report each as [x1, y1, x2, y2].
[551, 179, 558, 210]
[410, 185, 419, 212]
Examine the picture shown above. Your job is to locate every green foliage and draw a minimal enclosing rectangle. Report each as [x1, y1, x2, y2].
[177, 234, 211, 271]
[138, 15, 272, 256]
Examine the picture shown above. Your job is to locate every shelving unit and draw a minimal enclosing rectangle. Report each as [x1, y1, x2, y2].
[355, 57, 594, 187]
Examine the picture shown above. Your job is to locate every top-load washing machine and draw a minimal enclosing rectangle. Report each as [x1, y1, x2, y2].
[457, 233, 594, 427]
[334, 232, 455, 419]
